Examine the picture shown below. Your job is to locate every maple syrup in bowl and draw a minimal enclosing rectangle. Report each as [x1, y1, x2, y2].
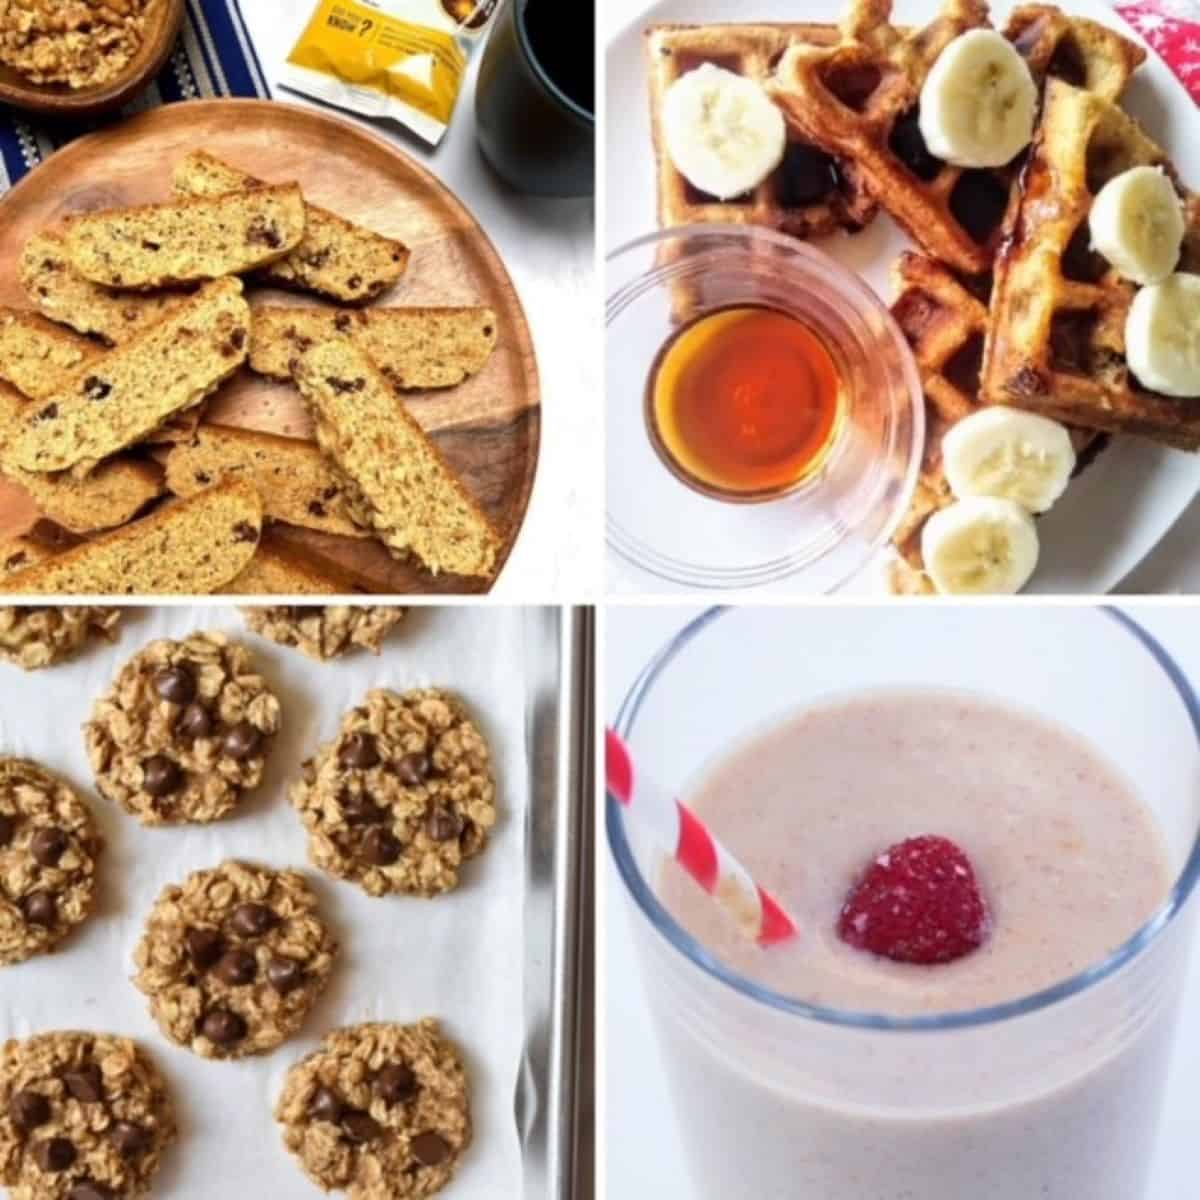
[647, 305, 844, 502]
[607, 225, 925, 591]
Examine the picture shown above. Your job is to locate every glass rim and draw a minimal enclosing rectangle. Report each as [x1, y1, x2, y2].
[605, 225, 926, 593]
[607, 604, 1200, 1033]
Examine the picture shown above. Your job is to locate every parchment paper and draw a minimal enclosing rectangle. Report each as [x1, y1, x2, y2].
[0, 604, 528, 1198]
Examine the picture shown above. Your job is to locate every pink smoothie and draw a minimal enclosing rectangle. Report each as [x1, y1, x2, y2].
[649, 688, 1180, 1200]
[661, 687, 1171, 1014]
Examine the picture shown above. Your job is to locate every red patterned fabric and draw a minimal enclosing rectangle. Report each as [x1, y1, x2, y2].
[1115, 0, 1200, 102]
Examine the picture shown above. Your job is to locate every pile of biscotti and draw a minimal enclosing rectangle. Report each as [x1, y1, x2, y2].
[0, 151, 502, 596]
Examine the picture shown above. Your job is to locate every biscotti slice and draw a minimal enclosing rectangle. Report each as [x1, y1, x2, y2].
[221, 538, 374, 594]
[173, 152, 410, 304]
[250, 306, 498, 389]
[5, 278, 250, 477]
[292, 340, 502, 579]
[63, 184, 306, 290]
[164, 423, 367, 539]
[21, 230, 187, 344]
[0, 480, 263, 595]
[0, 308, 104, 400]
[0, 383, 163, 532]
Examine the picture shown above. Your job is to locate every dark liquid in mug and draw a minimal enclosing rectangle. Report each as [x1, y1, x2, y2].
[524, 0, 594, 115]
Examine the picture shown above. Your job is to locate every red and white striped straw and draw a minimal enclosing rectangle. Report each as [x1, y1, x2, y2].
[606, 728, 798, 948]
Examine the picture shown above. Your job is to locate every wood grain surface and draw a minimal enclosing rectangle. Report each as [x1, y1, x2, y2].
[0, 99, 540, 594]
[0, 0, 184, 117]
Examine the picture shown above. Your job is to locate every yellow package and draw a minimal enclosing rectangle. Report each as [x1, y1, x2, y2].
[281, 0, 498, 145]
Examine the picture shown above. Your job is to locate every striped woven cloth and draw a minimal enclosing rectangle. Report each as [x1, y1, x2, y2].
[0, 0, 267, 194]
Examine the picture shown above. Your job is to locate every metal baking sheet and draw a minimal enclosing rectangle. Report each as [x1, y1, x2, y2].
[519, 605, 594, 1200]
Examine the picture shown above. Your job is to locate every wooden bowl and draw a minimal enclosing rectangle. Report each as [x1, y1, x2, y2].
[0, 0, 184, 119]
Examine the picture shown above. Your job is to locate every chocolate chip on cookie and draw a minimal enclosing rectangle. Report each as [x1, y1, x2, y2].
[85, 632, 280, 825]
[134, 861, 338, 1059]
[276, 1020, 471, 1200]
[289, 689, 497, 899]
[0, 1032, 175, 1200]
[0, 757, 101, 966]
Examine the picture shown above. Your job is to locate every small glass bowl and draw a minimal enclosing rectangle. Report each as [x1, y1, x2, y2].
[606, 225, 926, 592]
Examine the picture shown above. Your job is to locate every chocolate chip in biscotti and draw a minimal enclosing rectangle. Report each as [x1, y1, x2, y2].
[134, 861, 338, 1059]
[289, 689, 497, 898]
[85, 632, 280, 826]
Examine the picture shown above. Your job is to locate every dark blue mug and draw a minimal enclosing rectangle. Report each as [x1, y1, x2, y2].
[475, 0, 594, 197]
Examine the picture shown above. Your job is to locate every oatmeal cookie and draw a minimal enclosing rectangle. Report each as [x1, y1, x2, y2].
[276, 1020, 470, 1200]
[133, 860, 339, 1060]
[0, 759, 102, 968]
[290, 689, 497, 898]
[84, 632, 280, 825]
[0, 1030, 175, 1200]
[0, 608, 121, 672]
[241, 606, 406, 661]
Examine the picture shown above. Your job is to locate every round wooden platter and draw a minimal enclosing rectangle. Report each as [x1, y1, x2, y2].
[0, 99, 540, 595]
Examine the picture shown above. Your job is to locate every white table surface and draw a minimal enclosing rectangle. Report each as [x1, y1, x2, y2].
[603, 0, 1200, 597]
[244, 0, 600, 602]
[602, 603, 1200, 1199]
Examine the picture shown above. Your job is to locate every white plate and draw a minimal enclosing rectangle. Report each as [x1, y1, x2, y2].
[605, 0, 1200, 595]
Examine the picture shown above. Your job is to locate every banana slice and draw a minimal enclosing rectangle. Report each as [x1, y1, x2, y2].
[1125, 272, 1200, 398]
[1089, 166, 1185, 286]
[942, 407, 1076, 513]
[918, 30, 1037, 169]
[921, 497, 1040, 595]
[662, 63, 787, 200]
